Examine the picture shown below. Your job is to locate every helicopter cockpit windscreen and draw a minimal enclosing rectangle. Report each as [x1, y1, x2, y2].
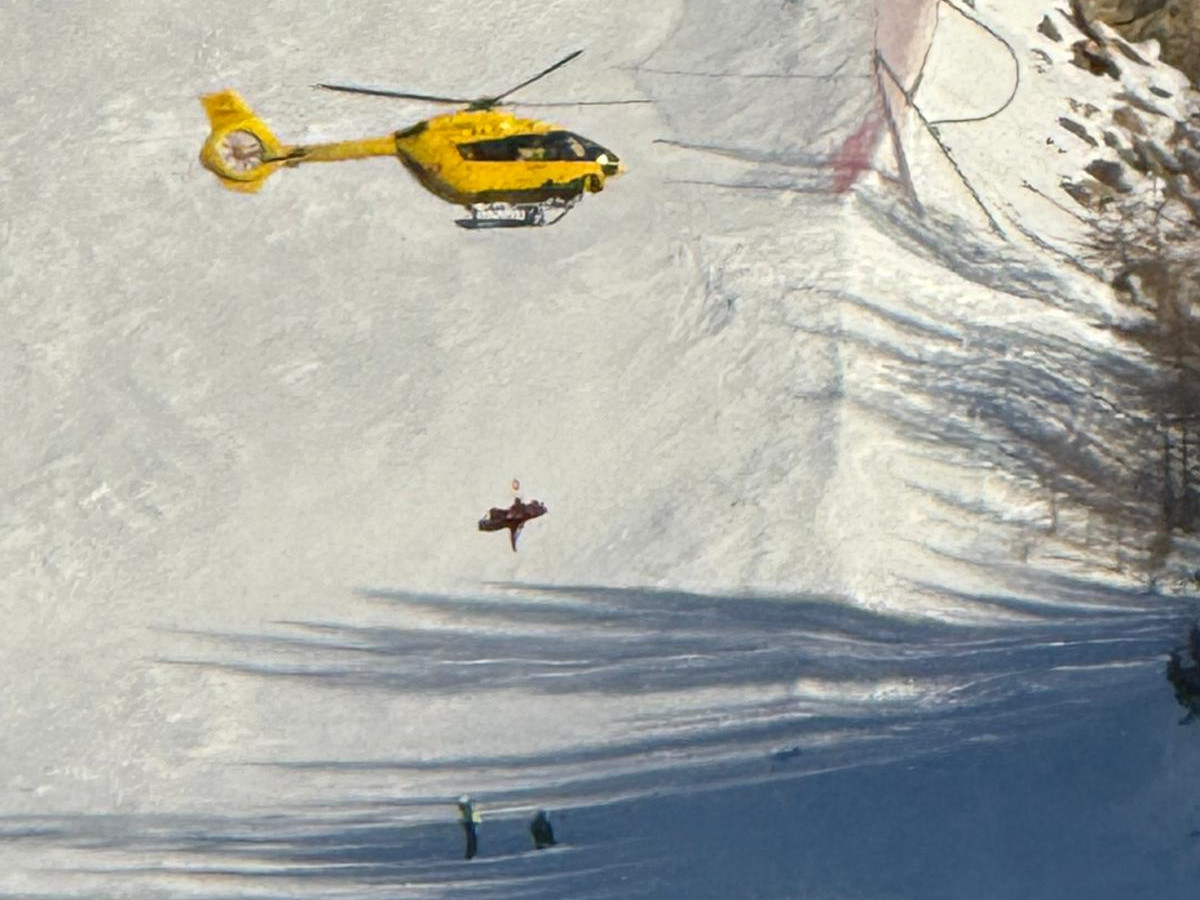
[458, 131, 613, 163]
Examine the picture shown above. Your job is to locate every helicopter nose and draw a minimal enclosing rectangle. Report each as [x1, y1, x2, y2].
[597, 152, 623, 177]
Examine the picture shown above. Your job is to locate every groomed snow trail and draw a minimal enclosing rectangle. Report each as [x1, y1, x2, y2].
[2, 0, 1199, 896]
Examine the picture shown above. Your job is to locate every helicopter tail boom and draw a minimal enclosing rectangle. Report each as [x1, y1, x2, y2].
[199, 89, 401, 192]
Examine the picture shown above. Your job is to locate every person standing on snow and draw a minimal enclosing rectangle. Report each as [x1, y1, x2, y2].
[457, 796, 481, 860]
[1167, 623, 1200, 723]
[529, 809, 557, 849]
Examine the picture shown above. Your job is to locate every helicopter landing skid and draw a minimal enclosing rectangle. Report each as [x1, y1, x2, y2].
[455, 197, 579, 230]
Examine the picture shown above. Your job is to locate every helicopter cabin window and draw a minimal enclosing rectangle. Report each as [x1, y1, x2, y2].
[458, 131, 589, 162]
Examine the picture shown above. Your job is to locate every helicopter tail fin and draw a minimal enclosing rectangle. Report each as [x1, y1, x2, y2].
[199, 90, 296, 193]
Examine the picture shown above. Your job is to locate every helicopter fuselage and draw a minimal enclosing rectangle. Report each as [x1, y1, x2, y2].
[198, 91, 624, 210]
[393, 109, 622, 206]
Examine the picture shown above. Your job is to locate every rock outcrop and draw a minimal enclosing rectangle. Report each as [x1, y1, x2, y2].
[1079, 0, 1200, 84]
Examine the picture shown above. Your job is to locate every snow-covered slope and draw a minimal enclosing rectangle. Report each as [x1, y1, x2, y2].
[2, 0, 1199, 896]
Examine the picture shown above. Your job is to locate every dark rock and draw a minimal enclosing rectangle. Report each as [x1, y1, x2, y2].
[1039, 14, 1063, 41]
[1059, 116, 1101, 145]
[1085, 158, 1132, 190]
[1077, 0, 1200, 86]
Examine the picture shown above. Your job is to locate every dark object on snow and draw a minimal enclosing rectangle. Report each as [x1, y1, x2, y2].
[478, 498, 548, 551]
[1037, 14, 1062, 42]
[530, 809, 557, 849]
[1167, 624, 1200, 724]
[457, 796, 480, 860]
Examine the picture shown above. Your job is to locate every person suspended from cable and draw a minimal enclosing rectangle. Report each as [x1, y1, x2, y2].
[478, 479, 548, 551]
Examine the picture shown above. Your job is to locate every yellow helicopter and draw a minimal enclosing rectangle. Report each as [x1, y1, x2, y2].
[199, 50, 632, 228]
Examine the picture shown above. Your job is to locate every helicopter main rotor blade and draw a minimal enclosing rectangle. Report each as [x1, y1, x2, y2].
[511, 99, 652, 107]
[314, 83, 473, 104]
[488, 49, 585, 105]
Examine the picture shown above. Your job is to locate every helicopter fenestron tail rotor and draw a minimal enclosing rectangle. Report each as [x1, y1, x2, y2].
[199, 90, 301, 192]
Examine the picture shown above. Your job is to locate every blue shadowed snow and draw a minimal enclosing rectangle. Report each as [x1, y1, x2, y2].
[8, 583, 1200, 898]
[4, 0, 1200, 897]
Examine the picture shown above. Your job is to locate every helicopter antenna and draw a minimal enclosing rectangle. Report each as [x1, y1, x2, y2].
[485, 49, 585, 106]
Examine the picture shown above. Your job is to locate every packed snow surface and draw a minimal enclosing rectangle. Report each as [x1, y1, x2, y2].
[2, 0, 1199, 896]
